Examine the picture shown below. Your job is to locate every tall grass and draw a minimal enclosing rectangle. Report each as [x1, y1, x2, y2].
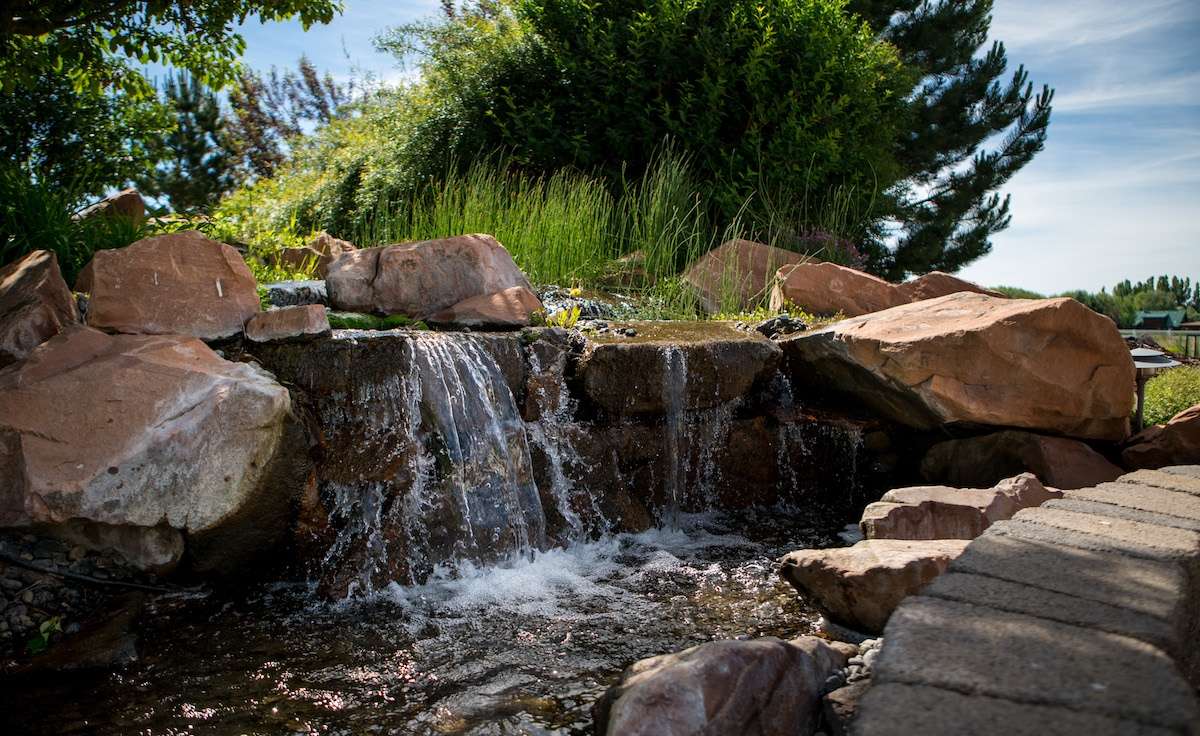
[354, 152, 863, 318]
[0, 166, 149, 286]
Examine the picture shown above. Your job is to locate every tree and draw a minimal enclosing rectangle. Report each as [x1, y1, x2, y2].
[227, 56, 356, 179]
[0, 40, 171, 200]
[385, 0, 909, 247]
[138, 74, 240, 212]
[0, 1, 340, 96]
[846, 0, 1054, 278]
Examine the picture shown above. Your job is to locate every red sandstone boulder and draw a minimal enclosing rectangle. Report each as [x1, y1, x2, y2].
[245, 304, 331, 343]
[779, 539, 970, 633]
[1122, 404, 1200, 469]
[896, 271, 1004, 302]
[326, 234, 532, 317]
[79, 231, 260, 340]
[274, 232, 357, 279]
[683, 239, 810, 313]
[921, 430, 1124, 489]
[0, 251, 78, 368]
[861, 473, 1062, 540]
[781, 293, 1135, 441]
[74, 188, 145, 226]
[770, 261, 908, 317]
[426, 285, 543, 328]
[593, 636, 855, 736]
[0, 326, 302, 574]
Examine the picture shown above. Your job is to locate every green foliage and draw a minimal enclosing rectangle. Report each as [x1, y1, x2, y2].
[327, 312, 428, 330]
[138, 74, 242, 212]
[0, 166, 150, 285]
[848, 0, 1054, 277]
[26, 616, 63, 656]
[1059, 275, 1198, 328]
[1144, 366, 1200, 427]
[0, 43, 171, 200]
[384, 0, 907, 243]
[991, 285, 1045, 299]
[0, 2, 340, 97]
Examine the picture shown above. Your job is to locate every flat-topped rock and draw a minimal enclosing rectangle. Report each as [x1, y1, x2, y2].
[869, 596, 1200, 731]
[326, 234, 532, 317]
[593, 636, 854, 736]
[856, 682, 1178, 736]
[782, 293, 1135, 441]
[683, 238, 809, 313]
[0, 250, 78, 368]
[779, 538, 969, 633]
[245, 305, 330, 343]
[579, 322, 781, 415]
[922, 430, 1123, 490]
[77, 231, 260, 340]
[861, 473, 1060, 540]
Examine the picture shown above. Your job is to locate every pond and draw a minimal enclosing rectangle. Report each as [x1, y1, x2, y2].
[4, 509, 840, 736]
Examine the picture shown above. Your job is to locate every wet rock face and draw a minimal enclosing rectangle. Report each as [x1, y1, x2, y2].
[782, 292, 1135, 442]
[0, 326, 300, 575]
[578, 322, 782, 415]
[593, 635, 855, 736]
[326, 234, 534, 318]
[77, 231, 260, 340]
[249, 326, 875, 596]
[921, 430, 1124, 490]
[0, 250, 78, 368]
[1122, 404, 1200, 469]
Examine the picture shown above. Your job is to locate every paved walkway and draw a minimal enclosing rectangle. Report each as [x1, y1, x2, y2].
[854, 466, 1200, 736]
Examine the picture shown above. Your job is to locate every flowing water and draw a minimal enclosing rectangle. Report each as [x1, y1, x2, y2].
[3, 330, 864, 735]
[5, 510, 842, 736]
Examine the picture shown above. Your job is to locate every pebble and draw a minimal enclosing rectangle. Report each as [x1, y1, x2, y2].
[862, 648, 880, 668]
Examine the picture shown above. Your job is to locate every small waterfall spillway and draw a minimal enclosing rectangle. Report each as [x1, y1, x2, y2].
[250, 325, 877, 597]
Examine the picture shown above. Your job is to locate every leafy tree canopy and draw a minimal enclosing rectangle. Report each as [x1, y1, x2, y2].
[0, 1, 341, 95]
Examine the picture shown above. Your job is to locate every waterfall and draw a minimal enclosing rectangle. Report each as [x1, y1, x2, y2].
[321, 333, 548, 595]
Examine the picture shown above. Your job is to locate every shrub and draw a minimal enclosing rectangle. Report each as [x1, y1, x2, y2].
[1143, 366, 1200, 426]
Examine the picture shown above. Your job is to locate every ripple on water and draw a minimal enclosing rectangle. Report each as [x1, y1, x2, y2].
[3, 508, 840, 736]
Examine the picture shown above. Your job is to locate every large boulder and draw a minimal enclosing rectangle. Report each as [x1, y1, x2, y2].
[895, 271, 1004, 302]
[426, 285, 543, 328]
[577, 322, 781, 415]
[0, 250, 78, 368]
[861, 474, 1061, 540]
[593, 636, 855, 736]
[921, 430, 1124, 489]
[325, 234, 532, 317]
[781, 293, 1135, 442]
[779, 539, 970, 633]
[0, 326, 302, 574]
[682, 239, 810, 313]
[274, 232, 357, 279]
[77, 231, 260, 340]
[1122, 404, 1200, 469]
[770, 262, 907, 317]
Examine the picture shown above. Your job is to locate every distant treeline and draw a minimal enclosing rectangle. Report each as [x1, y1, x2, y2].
[995, 276, 1200, 328]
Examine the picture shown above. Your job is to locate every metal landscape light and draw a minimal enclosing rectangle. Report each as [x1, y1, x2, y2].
[1131, 347, 1181, 432]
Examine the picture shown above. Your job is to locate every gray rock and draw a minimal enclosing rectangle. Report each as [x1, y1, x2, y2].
[264, 280, 328, 308]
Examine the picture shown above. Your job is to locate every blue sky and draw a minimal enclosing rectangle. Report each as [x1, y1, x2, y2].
[235, 0, 1199, 294]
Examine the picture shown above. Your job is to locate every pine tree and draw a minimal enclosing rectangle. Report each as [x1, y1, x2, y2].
[138, 74, 240, 213]
[848, 0, 1054, 278]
